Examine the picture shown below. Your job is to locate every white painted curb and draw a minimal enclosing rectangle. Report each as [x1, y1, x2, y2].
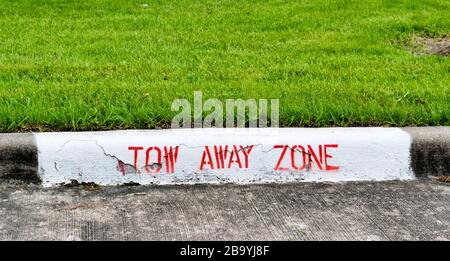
[35, 128, 415, 187]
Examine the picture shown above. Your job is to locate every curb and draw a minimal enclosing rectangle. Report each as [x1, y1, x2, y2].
[0, 127, 448, 187]
[0, 133, 40, 184]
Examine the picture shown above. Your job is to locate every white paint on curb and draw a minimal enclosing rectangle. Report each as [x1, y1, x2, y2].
[35, 128, 414, 187]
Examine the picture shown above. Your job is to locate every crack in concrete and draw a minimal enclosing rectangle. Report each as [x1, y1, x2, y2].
[55, 139, 135, 173]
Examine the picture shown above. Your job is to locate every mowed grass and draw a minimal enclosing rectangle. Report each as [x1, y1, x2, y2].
[0, 0, 449, 131]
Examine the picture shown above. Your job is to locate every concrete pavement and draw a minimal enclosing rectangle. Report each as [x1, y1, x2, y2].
[0, 179, 448, 241]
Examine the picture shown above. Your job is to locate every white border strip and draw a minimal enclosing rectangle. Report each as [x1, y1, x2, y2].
[35, 128, 414, 187]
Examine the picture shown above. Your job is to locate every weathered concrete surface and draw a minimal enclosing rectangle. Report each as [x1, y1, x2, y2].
[404, 127, 450, 177]
[0, 134, 40, 184]
[1, 127, 449, 185]
[0, 180, 448, 241]
[35, 128, 415, 186]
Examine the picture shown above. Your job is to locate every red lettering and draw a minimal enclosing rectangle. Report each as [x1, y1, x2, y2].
[145, 147, 162, 174]
[118, 160, 126, 176]
[307, 145, 323, 170]
[213, 145, 229, 169]
[228, 145, 243, 169]
[164, 146, 179, 173]
[240, 145, 254, 168]
[128, 146, 143, 173]
[200, 146, 214, 170]
[274, 145, 289, 171]
[290, 145, 307, 170]
[324, 144, 339, 171]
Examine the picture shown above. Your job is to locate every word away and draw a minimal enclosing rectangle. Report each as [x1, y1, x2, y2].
[120, 144, 339, 175]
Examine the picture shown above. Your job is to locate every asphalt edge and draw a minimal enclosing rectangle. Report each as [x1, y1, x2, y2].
[404, 127, 450, 177]
[0, 133, 40, 184]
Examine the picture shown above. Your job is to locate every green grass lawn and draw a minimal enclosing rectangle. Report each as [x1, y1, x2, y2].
[0, 0, 449, 131]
